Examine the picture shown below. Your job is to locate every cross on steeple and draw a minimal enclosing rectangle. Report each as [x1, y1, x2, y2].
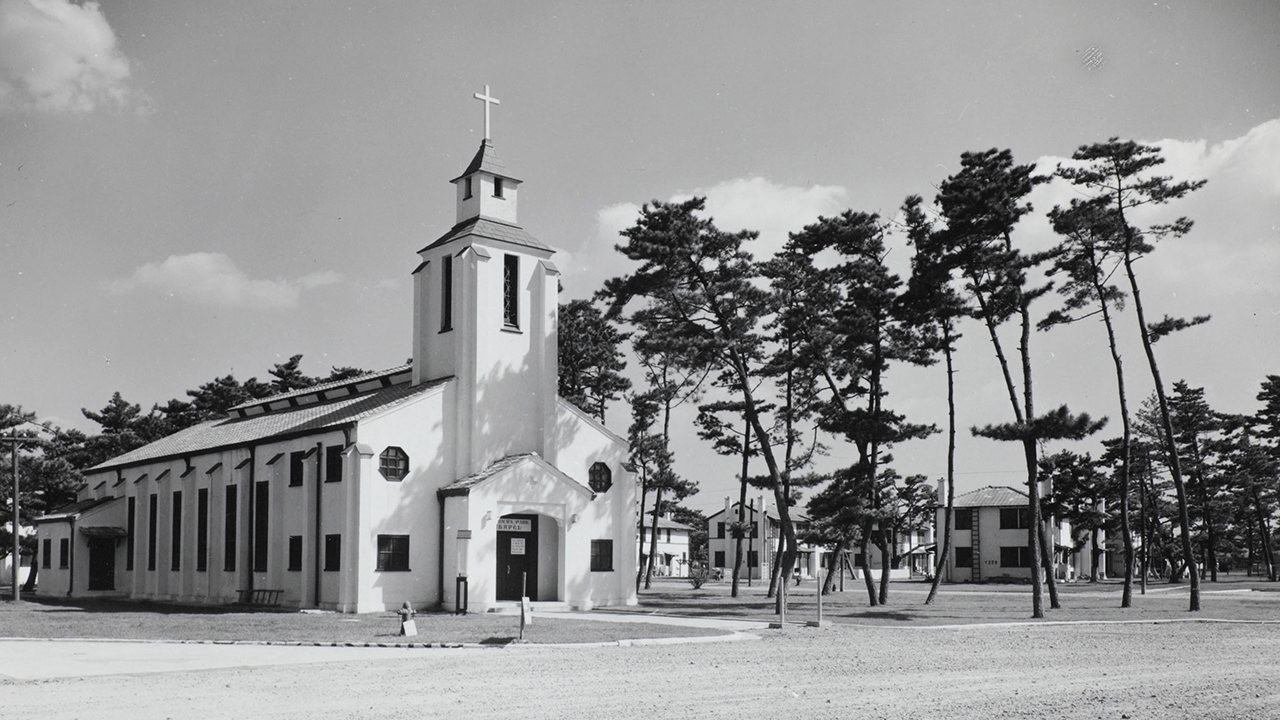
[473, 84, 500, 140]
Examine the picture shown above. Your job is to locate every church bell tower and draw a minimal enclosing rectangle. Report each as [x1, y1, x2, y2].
[411, 87, 560, 477]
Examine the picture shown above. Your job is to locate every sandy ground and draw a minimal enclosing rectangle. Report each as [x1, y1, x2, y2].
[3, 620, 1279, 719]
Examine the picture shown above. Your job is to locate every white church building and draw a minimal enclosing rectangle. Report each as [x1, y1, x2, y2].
[35, 95, 639, 613]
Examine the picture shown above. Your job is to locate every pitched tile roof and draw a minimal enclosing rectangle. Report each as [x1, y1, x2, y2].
[35, 496, 120, 523]
[88, 377, 449, 473]
[640, 514, 695, 531]
[438, 453, 536, 497]
[420, 216, 551, 253]
[953, 485, 1027, 508]
[449, 139, 522, 183]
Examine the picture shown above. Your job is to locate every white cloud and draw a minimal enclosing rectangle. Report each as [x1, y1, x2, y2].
[0, 0, 147, 114]
[108, 253, 342, 310]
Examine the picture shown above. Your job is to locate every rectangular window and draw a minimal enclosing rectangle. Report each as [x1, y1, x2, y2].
[288, 535, 303, 572]
[42, 538, 51, 569]
[325, 445, 343, 483]
[126, 496, 136, 571]
[463, 176, 472, 200]
[224, 485, 237, 572]
[955, 546, 973, 568]
[196, 488, 209, 572]
[1000, 508, 1031, 530]
[954, 508, 972, 530]
[590, 539, 614, 571]
[748, 550, 759, 568]
[440, 254, 453, 331]
[503, 254, 519, 327]
[714, 551, 725, 568]
[1000, 546, 1033, 568]
[289, 451, 305, 487]
[171, 490, 183, 572]
[716, 522, 726, 539]
[376, 535, 410, 571]
[148, 493, 158, 571]
[59, 538, 69, 568]
[493, 176, 504, 198]
[253, 481, 269, 572]
[324, 534, 341, 572]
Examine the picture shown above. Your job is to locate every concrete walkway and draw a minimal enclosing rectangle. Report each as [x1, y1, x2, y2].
[0, 638, 446, 681]
[0, 611, 767, 682]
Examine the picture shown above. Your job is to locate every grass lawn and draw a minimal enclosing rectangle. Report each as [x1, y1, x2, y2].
[620, 573, 1280, 626]
[0, 594, 728, 645]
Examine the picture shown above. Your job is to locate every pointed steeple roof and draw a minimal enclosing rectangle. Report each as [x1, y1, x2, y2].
[451, 139, 522, 183]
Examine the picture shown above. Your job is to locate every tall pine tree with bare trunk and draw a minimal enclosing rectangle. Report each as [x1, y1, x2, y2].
[1041, 198, 1138, 607]
[1057, 138, 1208, 611]
[937, 148, 1098, 618]
[602, 197, 803, 611]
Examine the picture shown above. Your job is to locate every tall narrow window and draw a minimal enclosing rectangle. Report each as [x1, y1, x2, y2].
[324, 534, 341, 572]
[503, 254, 519, 327]
[59, 538, 69, 568]
[42, 539, 51, 569]
[126, 496, 136, 571]
[325, 445, 343, 483]
[493, 177, 504, 198]
[463, 176, 473, 200]
[171, 490, 183, 571]
[289, 451, 305, 487]
[253, 481, 269, 572]
[196, 488, 209, 572]
[440, 254, 453, 331]
[287, 536, 303, 572]
[148, 493, 158, 571]
[224, 485, 237, 572]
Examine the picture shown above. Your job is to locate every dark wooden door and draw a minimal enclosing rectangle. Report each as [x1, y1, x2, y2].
[88, 538, 115, 591]
[495, 515, 538, 601]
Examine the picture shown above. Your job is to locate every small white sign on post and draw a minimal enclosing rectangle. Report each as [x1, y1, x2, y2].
[401, 619, 418, 637]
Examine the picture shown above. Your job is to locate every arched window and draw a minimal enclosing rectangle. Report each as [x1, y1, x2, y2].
[379, 447, 409, 481]
[588, 462, 612, 493]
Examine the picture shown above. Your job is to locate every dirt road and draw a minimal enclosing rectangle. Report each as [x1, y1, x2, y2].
[4, 622, 1278, 719]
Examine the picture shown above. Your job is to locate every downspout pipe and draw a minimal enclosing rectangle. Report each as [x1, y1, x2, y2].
[67, 516, 76, 597]
[314, 440, 323, 608]
[246, 446, 255, 595]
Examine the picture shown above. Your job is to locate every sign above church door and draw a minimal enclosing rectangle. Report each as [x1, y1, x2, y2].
[496, 518, 532, 533]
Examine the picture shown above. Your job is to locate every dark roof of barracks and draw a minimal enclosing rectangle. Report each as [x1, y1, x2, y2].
[420, 216, 551, 254]
[88, 376, 449, 473]
[952, 485, 1027, 508]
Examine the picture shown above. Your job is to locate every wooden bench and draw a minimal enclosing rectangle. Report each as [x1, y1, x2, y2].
[235, 588, 283, 607]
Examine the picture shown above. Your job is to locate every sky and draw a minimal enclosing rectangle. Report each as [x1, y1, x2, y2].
[1, 1, 1277, 516]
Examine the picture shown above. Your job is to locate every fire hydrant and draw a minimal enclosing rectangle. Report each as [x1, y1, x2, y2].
[398, 601, 417, 636]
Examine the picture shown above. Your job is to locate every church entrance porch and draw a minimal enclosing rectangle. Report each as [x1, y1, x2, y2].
[496, 514, 538, 600]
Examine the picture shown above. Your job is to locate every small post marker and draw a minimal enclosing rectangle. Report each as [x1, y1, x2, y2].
[518, 596, 533, 642]
[807, 567, 830, 628]
[770, 574, 788, 629]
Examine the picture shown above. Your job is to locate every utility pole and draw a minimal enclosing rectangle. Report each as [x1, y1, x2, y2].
[2, 429, 21, 602]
